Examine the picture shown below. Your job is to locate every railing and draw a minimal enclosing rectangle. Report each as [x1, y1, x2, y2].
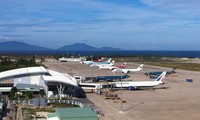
[9, 99, 47, 106]
[8, 99, 85, 108]
[47, 99, 85, 108]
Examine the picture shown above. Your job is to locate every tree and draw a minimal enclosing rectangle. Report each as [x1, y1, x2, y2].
[39, 89, 46, 98]
[8, 87, 19, 100]
[24, 91, 33, 99]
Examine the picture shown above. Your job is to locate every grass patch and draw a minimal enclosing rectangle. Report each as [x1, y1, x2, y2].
[50, 103, 80, 108]
[112, 56, 200, 71]
[143, 62, 200, 71]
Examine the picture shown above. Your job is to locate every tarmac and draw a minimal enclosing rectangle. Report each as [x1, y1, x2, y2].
[43, 60, 200, 120]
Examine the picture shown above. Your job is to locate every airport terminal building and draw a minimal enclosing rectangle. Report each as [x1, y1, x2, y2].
[0, 66, 86, 98]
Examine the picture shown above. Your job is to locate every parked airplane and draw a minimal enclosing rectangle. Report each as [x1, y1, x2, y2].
[95, 60, 115, 68]
[112, 64, 143, 74]
[113, 71, 166, 89]
[99, 62, 126, 70]
[80, 57, 103, 64]
[145, 67, 176, 78]
[82, 58, 112, 65]
[89, 58, 112, 67]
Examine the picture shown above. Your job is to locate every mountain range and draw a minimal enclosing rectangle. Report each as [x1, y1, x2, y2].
[0, 41, 49, 51]
[58, 43, 121, 51]
[0, 41, 121, 51]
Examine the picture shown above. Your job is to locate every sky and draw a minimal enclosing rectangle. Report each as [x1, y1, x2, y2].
[0, 0, 200, 50]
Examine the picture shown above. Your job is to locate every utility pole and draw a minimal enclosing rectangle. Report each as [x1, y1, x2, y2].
[120, 58, 124, 112]
[91, 55, 94, 78]
[78, 54, 81, 77]
[120, 72, 123, 112]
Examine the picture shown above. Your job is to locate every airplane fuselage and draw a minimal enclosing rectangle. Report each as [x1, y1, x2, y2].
[113, 68, 141, 73]
[114, 81, 162, 88]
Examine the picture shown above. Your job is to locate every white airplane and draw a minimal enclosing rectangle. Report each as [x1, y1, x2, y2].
[112, 64, 143, 74]
[99, 62, 126, 70]
[89, 58, 113, 67]
[83, 58, 112, 65]
[113, 71, 166, 89]
[81, 57, 103, 64]
[96, 60, 115, 68]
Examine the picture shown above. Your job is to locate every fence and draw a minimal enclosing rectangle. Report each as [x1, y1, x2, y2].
[47, 99, 85, 108]
[8, 99, 85, 108]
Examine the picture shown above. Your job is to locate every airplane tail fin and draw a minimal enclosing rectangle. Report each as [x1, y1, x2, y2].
[155, 71, 166, 83]
[174, 67, 176, 69]
[106, 58, 112, 63]
[110, 60, 115, 65]
[122, 62, 126, 67]
[117, 62, 126, 68]
[137, 64, 143, 71]
[112, 68, 119, 73]
[171, 67, 176, 73]
[100, 57, 104, 61]
[80, 60, 84, 64]
[172, 66, 176, 70]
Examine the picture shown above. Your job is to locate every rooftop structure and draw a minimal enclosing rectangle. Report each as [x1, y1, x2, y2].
[47, 107, 97, 120]
[0, 66, 48, 81]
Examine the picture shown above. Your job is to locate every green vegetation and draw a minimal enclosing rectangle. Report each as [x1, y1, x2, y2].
[144, 62, 200, 71]
[111, 56, 173, 62]
[8, 87, 19, 100]
[0, 55, 39, 72]
[50, 103, 80, 108]
[8, 87, 34, 100]
[39, 89, 46, 98]
[112, 56, 200, 71]
[22, 107, 55, 114]
[24, 91, 33, 99]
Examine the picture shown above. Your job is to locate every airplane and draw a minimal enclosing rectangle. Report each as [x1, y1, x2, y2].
[113, 71, 166, 89]
[99, 62, 126, 70]
[95, 60, 115, 68]
[144, 67, 176, 78]
[80, 57, 104, 64]
[89, 58, 112, 67]
[112, 64, 143, 74]
[82, 58, 112, 65]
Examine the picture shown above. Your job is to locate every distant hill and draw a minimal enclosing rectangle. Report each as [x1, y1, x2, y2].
[58, 43, 97, 51]
[0, 41, 49, 51]
[0, 41, 121, 52]
[58, 43, 121, 51]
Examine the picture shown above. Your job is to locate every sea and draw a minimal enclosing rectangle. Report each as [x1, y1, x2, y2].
[0, 50, 200, 58]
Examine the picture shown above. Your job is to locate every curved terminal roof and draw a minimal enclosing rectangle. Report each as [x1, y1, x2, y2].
[42, 70, 78, 86]
[0, 66, 78, 87]
[0, 66, 48, 80]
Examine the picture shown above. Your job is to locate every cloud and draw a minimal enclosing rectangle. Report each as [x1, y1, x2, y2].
[0, 35, 17, 42]
[140, 0, 200, 9]
[0, 0, 199, 50]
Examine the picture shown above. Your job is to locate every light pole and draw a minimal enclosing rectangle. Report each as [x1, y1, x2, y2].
[120, 70, 123, 112]
[90, 55, 93, 78]
[78, 54, 80, 77]
[120, 58, 124, 112]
